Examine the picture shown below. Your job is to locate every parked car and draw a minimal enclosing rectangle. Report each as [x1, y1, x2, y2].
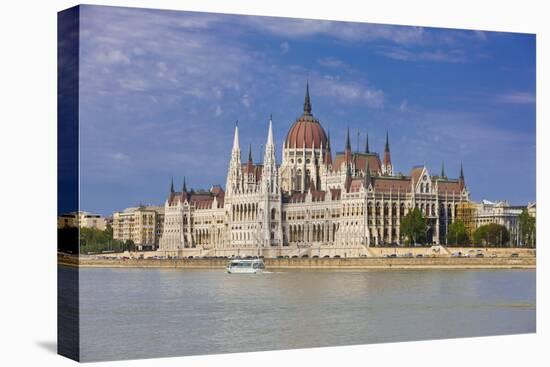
[510, 253, 519, 258]
[451, 252, 461, 257]
[416, 254, 424, 258]
[475, 253, 484, 258]
[389, 253, 397, 258]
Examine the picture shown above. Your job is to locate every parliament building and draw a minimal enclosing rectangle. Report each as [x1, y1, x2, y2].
[158, 84, 470, 257]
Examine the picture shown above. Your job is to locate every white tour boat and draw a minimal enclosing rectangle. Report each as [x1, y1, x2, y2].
[226, 258, 265, 274]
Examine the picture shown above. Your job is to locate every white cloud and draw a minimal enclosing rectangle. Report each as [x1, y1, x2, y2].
[494, 91, 536, 104]
[95, 49, 130, 65]
[399, 99, 409, 112]
[280, 41, 290, 54]
[241, 94, 251, 108]
[376, 46, 467, 63]
[246, 17, 427, 45]
[315, 75, 384, 108]
[318, 57, 347, 69]
[112, 152, 129, 161]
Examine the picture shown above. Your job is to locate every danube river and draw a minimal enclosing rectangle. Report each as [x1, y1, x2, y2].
[69, 267, 535, 362]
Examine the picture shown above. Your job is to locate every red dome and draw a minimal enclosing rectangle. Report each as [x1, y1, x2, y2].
[285, 114, 328, 149]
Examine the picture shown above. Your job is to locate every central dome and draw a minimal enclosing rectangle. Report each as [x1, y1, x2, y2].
[284, 83, 328, 149]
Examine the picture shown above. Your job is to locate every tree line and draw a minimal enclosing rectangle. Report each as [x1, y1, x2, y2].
[58, 225, 137, 254]
[399, 208, 535, 247]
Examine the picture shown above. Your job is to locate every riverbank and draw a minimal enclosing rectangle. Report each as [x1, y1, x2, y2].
[59, 255, 535, 270]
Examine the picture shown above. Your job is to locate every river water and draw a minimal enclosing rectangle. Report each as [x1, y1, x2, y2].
[68, 267, 535, 362]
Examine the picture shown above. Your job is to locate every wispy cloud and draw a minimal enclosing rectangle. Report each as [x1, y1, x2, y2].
[494, 91, 536, 104]
[376, 46, 467, 63]
[246, 17, 428, 45]
[314, 75, 384, 108]
[318, 57, 348, 69]
[280, 41, 290, 54]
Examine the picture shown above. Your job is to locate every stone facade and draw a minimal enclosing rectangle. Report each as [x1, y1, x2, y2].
[58, 211, 107, 231]
[473, 200, 535, 246]
[113, 206, 165, 250]
[158, 86, 470, 257]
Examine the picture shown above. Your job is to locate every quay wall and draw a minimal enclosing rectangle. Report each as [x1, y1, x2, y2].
[60, 255, 535, 269]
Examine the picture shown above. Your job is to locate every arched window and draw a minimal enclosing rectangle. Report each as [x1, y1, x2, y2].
[271, 208, 276, 220]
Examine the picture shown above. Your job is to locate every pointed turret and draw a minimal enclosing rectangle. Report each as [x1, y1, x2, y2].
[459, 162, 465, 190]
[364, 155, 372, 188]
[382, 130, 393, 176]
[247, 144, 254, 174]
[441, 162, 446, 178]
[303, 81, 312, 115]
[365, 133, 370, 153]
[183, 177, 187, 192]
[226, 121, 242, 196]
[267, 115, 274, 146]
[324, 131, 333, 166]
[344, 127, 352, 165]
[170, 177, 174, 193]
[262, 115, 278, 194]
[232, 121, 240, 151]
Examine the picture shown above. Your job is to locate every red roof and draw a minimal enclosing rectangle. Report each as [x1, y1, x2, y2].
[334, 153, 381, 173]
[438, 180, 462, 194]
[373, 177, 411, 193]
[285, 114, 328, 149]
[241, 164, 263, 181]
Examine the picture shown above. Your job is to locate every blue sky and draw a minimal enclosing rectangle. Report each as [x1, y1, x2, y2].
[77, 5, 536, 216]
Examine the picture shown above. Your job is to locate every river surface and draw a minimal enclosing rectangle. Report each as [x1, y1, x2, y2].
[67, 267, 535, 362]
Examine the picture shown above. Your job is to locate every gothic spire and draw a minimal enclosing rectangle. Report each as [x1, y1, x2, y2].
[365, 132, 370, 153]
[385, 130, 390, 152]
[345, 127, 351, 151]
[460, 162, 464, 180]
[303, 81, 312, 115]
[266, 115, 274, 146]
[170, 177, 174, 193]
[248, 143, 253, 163]
[441, 162, 446, 178]
[232, 121, 240, 151]
[183, 176, 187, 192]
[364, 155, 372, 187]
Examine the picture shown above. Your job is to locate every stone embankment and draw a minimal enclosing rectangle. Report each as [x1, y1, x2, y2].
[59, 251, 535, 270]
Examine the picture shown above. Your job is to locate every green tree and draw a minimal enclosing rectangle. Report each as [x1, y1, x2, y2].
[518, 209, 536, 247]
[447, 219, 469, 246]
[124, 239, 136, 252]
[400, 208, 427, 245]
[474, 223, 510, 247]
[79, 225, 125, 254]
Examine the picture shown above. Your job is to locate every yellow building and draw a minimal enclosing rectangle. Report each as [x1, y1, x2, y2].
[58, 211, 107, 230]
[112, 206, 164, 250]
[456, 202, 477, 239]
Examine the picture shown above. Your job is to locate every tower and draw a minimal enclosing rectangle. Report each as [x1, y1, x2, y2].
[261, 116, 282, 248]
[382, 131, 393, 176]
[459, 162, 465, 191]
[226, 122, 242, 195]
